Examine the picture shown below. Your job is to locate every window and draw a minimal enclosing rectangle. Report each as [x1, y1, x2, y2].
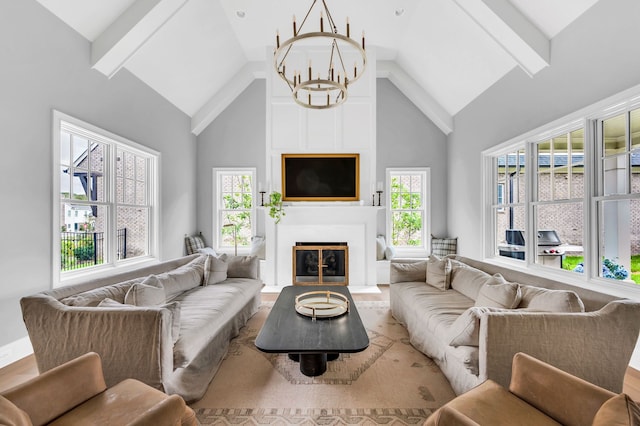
[54, 111, 158, 285]
[533, 128, 585, 273]
[386, 168, 430, 255]
[493, 149, 526, 261]
[214, 169, 256, 253]
[597, 109, 640, 282]
[484, 89, 640, 290]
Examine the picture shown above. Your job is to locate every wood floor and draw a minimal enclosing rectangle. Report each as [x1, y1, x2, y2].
[2, 284, 639, 403]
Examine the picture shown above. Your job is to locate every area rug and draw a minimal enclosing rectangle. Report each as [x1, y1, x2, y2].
[190, 301, 455, 425]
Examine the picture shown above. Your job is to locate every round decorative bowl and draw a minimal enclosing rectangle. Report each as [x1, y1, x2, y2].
[294, 290, 350, 320]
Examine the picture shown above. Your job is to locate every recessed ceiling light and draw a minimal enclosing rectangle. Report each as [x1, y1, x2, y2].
[394, 8, 405, 17]
[236, 10, 246, 18]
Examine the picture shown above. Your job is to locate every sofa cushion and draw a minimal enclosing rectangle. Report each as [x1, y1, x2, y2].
[204, 255, 228, 285]
[518, 285, 585, 313]
[391, 260, 427, 283]
[448, 306, 509, 347]
[124, 275, 165, 305]
[593, 394, 640, 426]
[159, 256, 205, 301]
[226, 255, 259, 279]
[426, 256, 452, 290]
[60, 278, 144, 307]
[450, 263, 492, 300]
[0, 395, 32, 426]
[475, 277, 521, 309]
[98, 298, 182, 344]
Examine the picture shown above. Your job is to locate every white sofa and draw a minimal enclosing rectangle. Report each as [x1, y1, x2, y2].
[21, 254, 262, 403]
[390, 255, 640, 395]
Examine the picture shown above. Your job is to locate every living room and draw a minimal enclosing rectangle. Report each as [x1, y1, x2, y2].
[2, 0, 640, 423]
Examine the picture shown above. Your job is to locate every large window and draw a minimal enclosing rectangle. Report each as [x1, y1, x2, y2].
[54, 111, 158, 285]
[214, 169, 256, 253]
[387, 168, 429, 255]
[484, 93, 640, 290]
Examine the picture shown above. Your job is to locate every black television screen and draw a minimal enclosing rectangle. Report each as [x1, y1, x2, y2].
[282, 153, 359, 201]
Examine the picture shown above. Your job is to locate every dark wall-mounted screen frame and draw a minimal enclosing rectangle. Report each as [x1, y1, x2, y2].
[282, 153, 360, 202]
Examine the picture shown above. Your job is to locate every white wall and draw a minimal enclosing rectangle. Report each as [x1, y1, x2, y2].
[0, 0, 197, 355]
[195, 78, 449, 245]
[447, 0, 640, 259]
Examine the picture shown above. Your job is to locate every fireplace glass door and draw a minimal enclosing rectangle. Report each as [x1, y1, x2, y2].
[292, 244, 348, 285]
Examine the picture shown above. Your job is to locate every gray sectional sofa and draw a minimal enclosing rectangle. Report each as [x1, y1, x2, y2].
[390, 255, 640, 395]
[20, 253, 262, 402]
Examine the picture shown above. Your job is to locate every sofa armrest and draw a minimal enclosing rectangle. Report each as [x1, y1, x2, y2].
[2, 352, 107, 426]
[20, 295, 174, 391]
[128, 394, 191, 426]
[478, 300, 640, 394]
[509, 352, 615, 426]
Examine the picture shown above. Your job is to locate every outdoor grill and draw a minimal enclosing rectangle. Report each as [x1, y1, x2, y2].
[499, 229, 565, 268]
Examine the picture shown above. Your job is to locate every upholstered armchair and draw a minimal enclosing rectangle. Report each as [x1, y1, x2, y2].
[0, 352, 197, 426]
[426, 352, 640, 426]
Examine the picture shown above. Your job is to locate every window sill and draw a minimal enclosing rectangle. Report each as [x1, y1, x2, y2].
[55, 256, 159, 289]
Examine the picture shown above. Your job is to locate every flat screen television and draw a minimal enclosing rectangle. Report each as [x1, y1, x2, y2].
[281, 153, 360, 201]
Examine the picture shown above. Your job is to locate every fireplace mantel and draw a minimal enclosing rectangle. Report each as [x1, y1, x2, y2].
[262, 205, 383, 288]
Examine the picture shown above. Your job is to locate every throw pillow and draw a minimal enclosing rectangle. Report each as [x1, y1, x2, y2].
[390, 260, 427, 283]
[384, 244, 396, 260]
[593, 394, 640, 426]
[426, 255, 452, 290]
[184, 234, 206, 255]
[448, 306, 508, 347]
[450, 263, 492, 300]
[431, 235, 458, 257]
[376, 235, 386, 260]
[204, 254, 228, 285]
[250, 236, 266, 259]
[159, 256, 205, 301]
[518, 285, 585, 313]
[475, 277, 521, 309]
[197, 247, 217, 256]
[226, 255, 259, 279]
[124, 275, 165, 306]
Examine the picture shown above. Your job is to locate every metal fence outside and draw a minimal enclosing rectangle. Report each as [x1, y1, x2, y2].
[61, 229, 127, 271]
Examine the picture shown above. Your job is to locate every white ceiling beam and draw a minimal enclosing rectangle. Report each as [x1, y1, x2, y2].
[91, 0, 190, 78]
[452, 0, 549, 76]
[191, 61, 265, 136]
[377, 61, 453, 135]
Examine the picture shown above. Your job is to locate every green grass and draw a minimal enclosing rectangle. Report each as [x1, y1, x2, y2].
[562, 254, 640, 284]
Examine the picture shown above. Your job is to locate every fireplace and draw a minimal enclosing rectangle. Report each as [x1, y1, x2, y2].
[292, 242, 348, 285]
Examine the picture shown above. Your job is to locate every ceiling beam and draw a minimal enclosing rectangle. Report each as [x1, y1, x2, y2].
[378, 61, 453, 135]
[191, 62, 265, 136]
[452, 0, 549, 76]
[91, 0, 189, 78]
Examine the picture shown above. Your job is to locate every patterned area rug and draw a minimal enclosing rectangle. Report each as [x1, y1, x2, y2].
[190, 301, 455, 425]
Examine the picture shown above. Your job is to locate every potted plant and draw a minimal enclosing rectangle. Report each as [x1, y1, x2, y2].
[264, 191, 285, 224]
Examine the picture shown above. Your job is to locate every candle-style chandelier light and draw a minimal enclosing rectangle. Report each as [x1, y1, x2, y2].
[274, 0, 366, 109]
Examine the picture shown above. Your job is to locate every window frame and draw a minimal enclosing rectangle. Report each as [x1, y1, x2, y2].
[385, 167, 430, 258]
[52, 110, 160, 288]
[212, 168, 257, 254]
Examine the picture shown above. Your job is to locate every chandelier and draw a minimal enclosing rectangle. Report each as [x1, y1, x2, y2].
[274, 0, 366, 109]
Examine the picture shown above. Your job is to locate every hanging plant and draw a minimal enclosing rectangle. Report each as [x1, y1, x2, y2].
[264, 191, 286, 224]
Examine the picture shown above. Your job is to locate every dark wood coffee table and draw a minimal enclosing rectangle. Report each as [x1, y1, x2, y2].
[255, 285, 369, 376]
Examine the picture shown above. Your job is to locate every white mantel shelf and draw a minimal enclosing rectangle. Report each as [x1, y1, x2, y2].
[263, 204, 384, 288]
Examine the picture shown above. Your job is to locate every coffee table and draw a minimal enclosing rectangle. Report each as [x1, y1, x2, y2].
[255, 285, 369, 376]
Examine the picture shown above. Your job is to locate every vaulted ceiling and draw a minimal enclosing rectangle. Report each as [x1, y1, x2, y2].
[35, 0, 600, 135]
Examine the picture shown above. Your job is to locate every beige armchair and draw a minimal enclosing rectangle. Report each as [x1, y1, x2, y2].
[0, 352, 197, 426]
[426, 352, 640, 426]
